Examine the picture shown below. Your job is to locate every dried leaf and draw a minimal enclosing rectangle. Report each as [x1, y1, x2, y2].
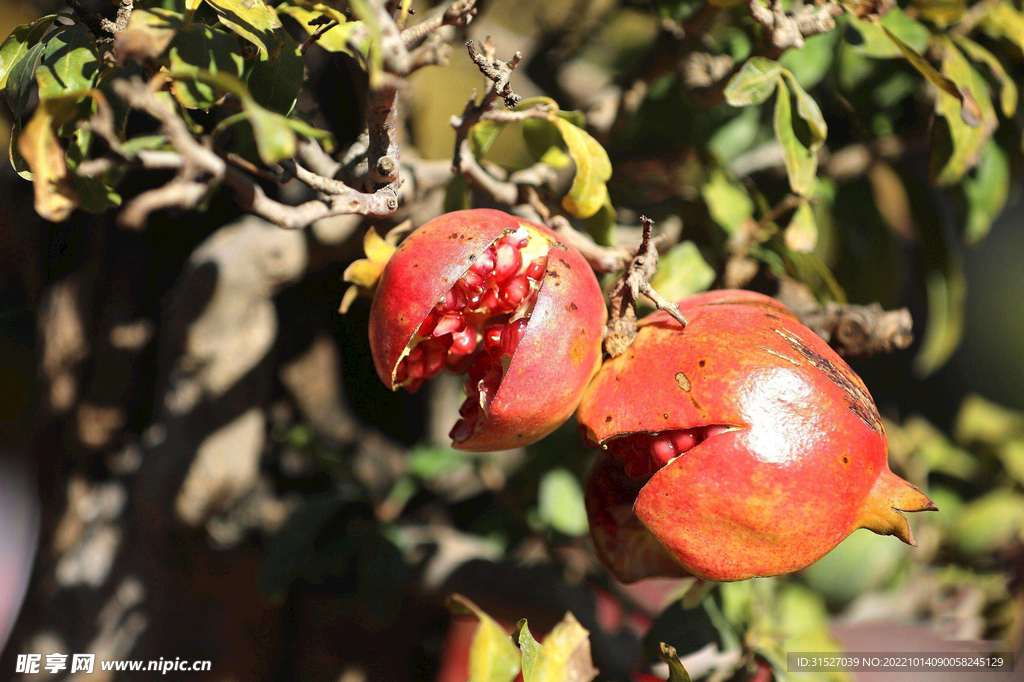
[18, 85, 81, 221]
[657, 644, 693, 682]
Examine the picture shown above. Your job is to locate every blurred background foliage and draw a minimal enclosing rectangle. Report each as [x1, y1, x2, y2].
[2, 0, 1024, 677]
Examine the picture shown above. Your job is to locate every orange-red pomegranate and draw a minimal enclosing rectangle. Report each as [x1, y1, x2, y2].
[578, 290, 935, 582]
[369, 209, 606, 451]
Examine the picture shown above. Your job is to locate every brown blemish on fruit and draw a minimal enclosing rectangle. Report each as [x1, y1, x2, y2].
[773, 327, 883, 434]
[605, 416, 612, 422]
[843, 456, 849, 463]
[699, 360, 706, 367]
[675, 371, 691, 391]
[663, 413, 669, 419]
[689, 394, 702, 411]
[757, 345, 800, 366]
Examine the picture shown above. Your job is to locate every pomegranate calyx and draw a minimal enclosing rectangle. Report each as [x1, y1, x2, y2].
[856, 467, 937, 546]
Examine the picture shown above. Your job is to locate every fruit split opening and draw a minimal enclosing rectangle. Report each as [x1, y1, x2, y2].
[391, 225, 553, 445]
[604, 425, 737, 479]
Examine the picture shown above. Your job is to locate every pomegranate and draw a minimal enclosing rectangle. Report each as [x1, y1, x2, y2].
[369, 209, 606, 451]
[578, 290, 935, 582]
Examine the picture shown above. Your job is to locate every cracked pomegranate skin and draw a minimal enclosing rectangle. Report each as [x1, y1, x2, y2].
[368, 209, 606, 451]
[578, 290, 934, 583]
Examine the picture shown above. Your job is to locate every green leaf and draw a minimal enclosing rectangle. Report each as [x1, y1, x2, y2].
[657, 644, 693, 682]
[447, 595, 521, 682]
[67, 128, 123, 213]
[649, 241, 715, 302]
[168, 24, 245, 109]
[953, 35, 1017, 118]
[36, 23, 99, 101]
[773, 77, 816, 195]
[0, 14, 58, 91]
[405, 445, 466, 480]
[701, 169, 753, 235]
[954, 393, 1024, 445]
[950, 489, 1024, 555]
[583, 200, 617, 247]
[522, 118, 571, 169]
[205, 0, 285, 58]
[724, 57, 782, 106]
[6, 38, 46, 116]
[929, 37, 995, 186]
[847, 9, 929, 58]
[914, 209, 965, 376]
[537, 469, 588, 537]
[879, 24, 983, 129]
[980, 2, 1024, 53]
[516, 620, 541, 682]
[469, 119, 506, 159]
[516, 612, 596, 682]
[962, 140, 1008, 244]
[247, 33, 304, 114]
[276, 2, 362, 55]
[782, 72, 826, 149]
[778, 31, 838, 89]
[785, 200, 817, 252]
[549, 116, 611, 219]
[800, 530, 908, 605]
[9, 120, 31, 179]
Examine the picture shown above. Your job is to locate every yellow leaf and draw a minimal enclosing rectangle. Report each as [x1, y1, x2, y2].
[548, 116, 611, 219]
[363, 226, 396, 264]
[342, 259, 385, 288]
[447, 594, 521, 682]
[522, 613, 597, 682]
[17, 89, 80, 222]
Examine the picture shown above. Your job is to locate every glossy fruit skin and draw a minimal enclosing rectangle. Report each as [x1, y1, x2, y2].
[578, 290, 934, 583]
[369, 209, 606, 451]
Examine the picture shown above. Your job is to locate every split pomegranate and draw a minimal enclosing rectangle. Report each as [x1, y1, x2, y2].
[578, 290, 935, 583]
[369, 209, 606, 451]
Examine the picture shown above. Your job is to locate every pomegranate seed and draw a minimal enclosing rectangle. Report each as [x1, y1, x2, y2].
[480, 287, 501, 313]
[432, 313, 465, 336]
[526, 257, 547, 281]
[408, 346, 424, 362]
[425, 345, 446, 376]
[407, 355, 427, 379]
[479, 367, 502, 404]
[405, 378, 424, 393]
[500, 228, 529, 249]
[669, 429, 699, 453]
[395, 358, 408, 383]
[418, 311, 438, 337]
[470, 246, 496, 277]
[443, 287, 467, 312]
[493, 242, 522, 282]
[502, 317, 529, 355]
[459, 399, 481, 419]
[650, 434, 679, 466]
[467, 354, 490, 380]
[483, 325, 505, 355]
[462, 270, 486, 292]
[446, 351, 472, 373]
[450, 327, 477, 355]
[501, 274, 530, 308]
[450, 418, 474, 443]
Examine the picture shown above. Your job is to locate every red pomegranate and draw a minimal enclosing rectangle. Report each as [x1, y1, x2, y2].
[578, 290, 935, 582]
[369, 209, 606, 451]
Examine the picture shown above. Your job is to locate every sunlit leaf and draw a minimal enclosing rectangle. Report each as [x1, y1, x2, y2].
[785, 200, 818, 252]
[447, 594, 521, 682]
[724, 57, 782, 106]
[469, 119, 505, 160]
[37, 23, 99, 100]
[205, 0, 285, 58]
[950, 489, 1024, 555]
[782, 71, 827, 149]
[879, 24, 982, 128]
[980, 2, 1024, 53]
[847, 9, 929, 58]
[17, 82, 82, 221]
[516, 612, 597, 682]
[650, 241, 715, 301]
[67, 127, 122, 213]
[276, 2, 363, 55]
[953, 35, 1017, 117]
[0, 14, 58, 91]
[773, 77, 816, 195]
[583, 199, 617, 247]
[549, 116, 612, 219]
[929, 37, 995, 185]
[954, 393, 1024, 445]
[778, 31, 838, 89]
[5, 38, 45, 116]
